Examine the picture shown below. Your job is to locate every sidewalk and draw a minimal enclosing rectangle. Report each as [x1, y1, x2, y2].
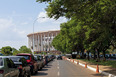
[63, 57, 116, 77]
[74, 59, 116, 76]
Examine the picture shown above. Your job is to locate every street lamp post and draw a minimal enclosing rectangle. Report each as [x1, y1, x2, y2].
[32, 17, 45, 55]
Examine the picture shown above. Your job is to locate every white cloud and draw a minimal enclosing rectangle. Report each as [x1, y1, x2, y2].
[0, 18, 26, 38]
[13, 28, 26, 36]
[37, 12, 67, 23]
[37, 12, 49, 23]
[21, 22, 28, 25]
[0, 18, 27, 49]
[0, 12, 67, 49]
[0, 40, 27, 49]
[0, 18, 14, 32]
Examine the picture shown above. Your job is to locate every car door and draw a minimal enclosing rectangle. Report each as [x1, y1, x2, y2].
[21, 58, 30, 75]
[38, 56, 42, 68]
[6, 58, 17, 77]
[9, 59, 19, 76]
[0, 58, 9, 77]
[6, 58, 14, 77]
[31, 55, 38, 71]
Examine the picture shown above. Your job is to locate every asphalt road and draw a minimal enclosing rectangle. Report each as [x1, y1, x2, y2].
[31, 59, 107, 77]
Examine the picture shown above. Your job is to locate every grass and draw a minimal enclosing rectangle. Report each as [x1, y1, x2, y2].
[78, 59, 116, 68]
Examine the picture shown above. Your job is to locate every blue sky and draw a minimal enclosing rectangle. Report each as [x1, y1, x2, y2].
[0, 0, 67, 49]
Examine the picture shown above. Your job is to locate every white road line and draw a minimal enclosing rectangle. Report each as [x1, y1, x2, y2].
[58, 71, 60, 76]
[57, 61, 60, 77]
[57, 66, 59, 69]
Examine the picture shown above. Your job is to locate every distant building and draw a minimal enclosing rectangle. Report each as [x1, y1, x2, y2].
[27, 30, 60, 54]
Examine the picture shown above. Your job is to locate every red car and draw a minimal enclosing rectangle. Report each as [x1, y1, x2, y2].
[16, 53, 38, 74]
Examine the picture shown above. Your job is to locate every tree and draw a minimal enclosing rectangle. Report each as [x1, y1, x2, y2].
[37, 0, 116, 61]
[19, 46, 32, 54]
[12, 48, 19, 55]
[1, 46, 12, 56]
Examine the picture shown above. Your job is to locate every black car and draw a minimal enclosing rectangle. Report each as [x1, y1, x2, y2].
[57, 55, 62, 60]
[8, 56, 31, 77]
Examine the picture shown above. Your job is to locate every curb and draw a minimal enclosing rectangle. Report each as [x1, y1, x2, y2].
[65, 58, 116, 77]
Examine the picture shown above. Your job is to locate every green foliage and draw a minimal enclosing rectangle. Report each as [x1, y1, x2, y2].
[1, 46, 12, 56]
[19, 46, 32, 54]
[37, 0, 116, 56]
[0, 46, 32, 55]
[12, 48, 19, 55]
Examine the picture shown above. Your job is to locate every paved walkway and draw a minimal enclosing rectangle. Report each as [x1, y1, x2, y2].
[73, 59, 116, 76]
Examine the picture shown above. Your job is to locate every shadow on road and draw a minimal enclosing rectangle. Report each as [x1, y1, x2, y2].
[91, 73, 107, 77]
[32, 72, 48, 76]
[43, 66, 51, 68]
[39, 68, 48, 71]
[32, 63, 53, 76]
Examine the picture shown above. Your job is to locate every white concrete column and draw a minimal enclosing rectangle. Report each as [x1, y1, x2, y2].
[47, 33, 49, 51]
[51, 33, 54, 51]
[42, 33, 44, 51]
[30, 36, 32, 49]
[33, 34, 36, 52]
[43, 34, 46, 51]
[28, 36, 30, 49]
[49, 33, 52, 51]
[45, 34, 47, 51]
[35, 35, 38, 51]
[38, 34, 40, 51]
[41, 34, 42, 51]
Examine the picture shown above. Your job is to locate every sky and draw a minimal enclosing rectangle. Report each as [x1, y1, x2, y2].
[0, 0, 67, 50]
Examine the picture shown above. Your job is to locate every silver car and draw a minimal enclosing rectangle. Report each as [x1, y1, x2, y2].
[34, 55, 45, 70]
[0, 56, 19, 77]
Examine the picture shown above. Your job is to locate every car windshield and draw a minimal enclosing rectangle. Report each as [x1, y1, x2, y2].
[39, 56, 43, 59]
[34, 56, 37, 59]
[0, 58, 3, 66]
[10, 57, 21, 62]
[21, 56, 30, 60]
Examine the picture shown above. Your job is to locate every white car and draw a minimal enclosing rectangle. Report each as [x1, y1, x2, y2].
[0, 56, 19, 77]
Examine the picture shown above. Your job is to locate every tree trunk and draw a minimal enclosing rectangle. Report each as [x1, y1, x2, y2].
[93, 52, 96, 60]
[103, 50, 106, 61]
[81, 50, 84, 59]
[87, 51, 90, 60]
[96, 49, 100, 62]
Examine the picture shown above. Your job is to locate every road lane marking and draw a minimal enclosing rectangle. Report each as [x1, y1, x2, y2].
[57, 66, 59, 69]
[58, 71, 60, 76]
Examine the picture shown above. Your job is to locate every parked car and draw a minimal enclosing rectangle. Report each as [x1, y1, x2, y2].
[34, 55, 42, 70]
[44, 56, 49, 65]
[0, 56, 19, 77]
[34, 55, 45, 70]
[8, 56, 31, 77]
[57, 55, 62, 60]
[16, 53, 38, 74]
[48, 55, 52, 62]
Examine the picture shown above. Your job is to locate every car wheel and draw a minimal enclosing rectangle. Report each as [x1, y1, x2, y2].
[27, 73, 31, 77]
[40, 66, 42, 70]
[23, 72, 28, 77]
[31, 69, 34, 75]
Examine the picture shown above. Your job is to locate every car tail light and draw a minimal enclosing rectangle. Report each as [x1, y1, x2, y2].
[18, 65, 22, 69]
[27, 60, 31, 63]
[0, 70, 4, 74]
